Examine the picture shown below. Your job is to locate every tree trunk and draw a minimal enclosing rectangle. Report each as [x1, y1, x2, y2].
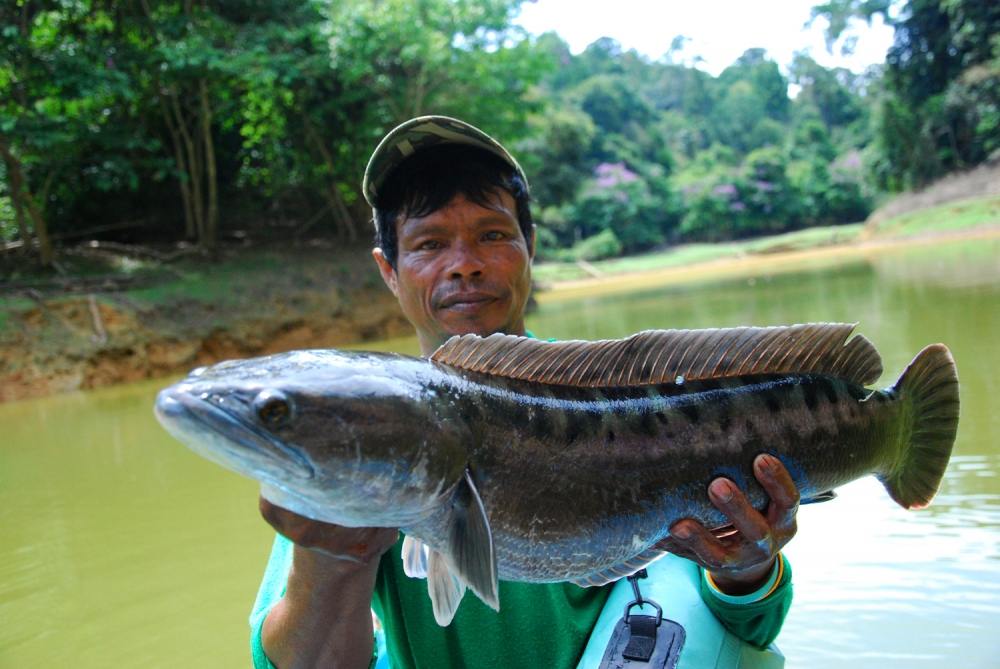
[300, 111, 359, 240]
[161, 96, 196, 238]
[168, 89, 205, 242]
[199, 78, 218, 250]
[142, 0, 212, 246]
[0, 135, 53, 266]
[9, 172, 31, 255]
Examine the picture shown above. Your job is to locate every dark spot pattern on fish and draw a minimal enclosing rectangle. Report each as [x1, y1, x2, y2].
[564, 416, 583, 445]
[583, 409, 605, 437]
[719, 409, 732, 434]
[508, 401, 530, 428]
[764, 393, 782, 414]
[528, 408, 552, 442]
[820, 377, 840, 404]
[655, 411, 670, 426]
[461, 396, 486, 424]
[802, 382, 819, 410]
[679, 403, 700, 423]
[743, 417, 761, 445]
[638, 411, 660, 438]
[697, 379, 722, 392]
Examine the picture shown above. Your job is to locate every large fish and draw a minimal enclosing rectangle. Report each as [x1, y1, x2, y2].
[154, 323, 959, 625]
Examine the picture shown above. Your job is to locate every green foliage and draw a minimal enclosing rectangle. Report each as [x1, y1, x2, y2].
[567, 228, 623, 261]
[516, 108, 597, 206]
[0, 0, 989, 267]
[789, 54, 865, 131]
[0, 195, 15, 243]
[0, 0, 552, 258]
[557, 162, 679, 252]
[814, 0, 1000, 190]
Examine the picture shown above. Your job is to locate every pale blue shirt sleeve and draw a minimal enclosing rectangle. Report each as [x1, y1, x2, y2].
[249, 534, 293, 669]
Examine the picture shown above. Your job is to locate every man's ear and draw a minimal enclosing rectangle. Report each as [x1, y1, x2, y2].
[372, 248, 398, 297]
[528, 223, 537, 260]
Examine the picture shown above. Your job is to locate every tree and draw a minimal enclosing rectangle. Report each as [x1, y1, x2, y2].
[0, 1, 136, 265]
[516, 108, 596, 207]
[789, 54, 865, 130]
[813, 0, 1000, 188]
[326, 0, 548, 142]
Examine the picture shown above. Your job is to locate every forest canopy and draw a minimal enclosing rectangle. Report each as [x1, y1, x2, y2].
[1, 0, 997, 266]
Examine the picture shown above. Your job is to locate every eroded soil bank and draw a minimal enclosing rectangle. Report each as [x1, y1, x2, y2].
[0, 244, 411, 403]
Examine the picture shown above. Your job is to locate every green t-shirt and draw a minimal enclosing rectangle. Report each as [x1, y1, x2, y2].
[372, 534, 611, 668]
[250, 534, 792, 668]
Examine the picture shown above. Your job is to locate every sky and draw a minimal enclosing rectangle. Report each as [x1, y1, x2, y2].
[514, 0, 896, 76]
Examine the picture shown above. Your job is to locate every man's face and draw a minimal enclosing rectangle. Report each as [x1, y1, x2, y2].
[373, 190, 533, 354]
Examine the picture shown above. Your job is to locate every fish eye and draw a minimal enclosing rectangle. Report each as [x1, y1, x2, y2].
[253, 390, 294, 427]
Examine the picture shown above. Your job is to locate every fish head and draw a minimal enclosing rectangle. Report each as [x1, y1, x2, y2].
[155, 349, 471, 527]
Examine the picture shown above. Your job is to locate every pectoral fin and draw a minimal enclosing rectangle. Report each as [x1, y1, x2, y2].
[445, 470, 499, 611]
[422, 469, 500, 625]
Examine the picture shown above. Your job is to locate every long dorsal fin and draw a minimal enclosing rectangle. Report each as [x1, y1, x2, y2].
[431, 323, 882, 387]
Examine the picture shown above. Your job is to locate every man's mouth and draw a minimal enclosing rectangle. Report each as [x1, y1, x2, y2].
[437, 292, 497, 309]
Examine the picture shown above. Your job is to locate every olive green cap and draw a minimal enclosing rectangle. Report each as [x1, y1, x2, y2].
[362, 115, 528, 211]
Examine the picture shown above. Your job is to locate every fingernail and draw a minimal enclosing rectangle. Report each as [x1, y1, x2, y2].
[758, 454, 775, 472]
[710, 479, 734, 503]
[671, 525, 691, 539]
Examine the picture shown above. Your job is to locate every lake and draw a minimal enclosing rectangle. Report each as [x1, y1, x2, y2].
[1, 237, 997, 667]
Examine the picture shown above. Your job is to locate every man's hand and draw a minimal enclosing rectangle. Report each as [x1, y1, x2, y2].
[259, 496, 399, 565]
[657, 454, 799, 595]
[258, 497, 399, 669]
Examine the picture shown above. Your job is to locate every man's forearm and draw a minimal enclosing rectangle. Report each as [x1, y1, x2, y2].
[261, 545, 379, 669]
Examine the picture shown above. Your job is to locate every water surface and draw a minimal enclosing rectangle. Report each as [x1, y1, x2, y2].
[1, 237, 997, 667]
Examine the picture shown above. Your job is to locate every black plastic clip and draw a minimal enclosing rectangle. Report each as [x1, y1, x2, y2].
[622, 570, 662, 661]
[623, 569, 663, 627]
[597, 568, 686, 669]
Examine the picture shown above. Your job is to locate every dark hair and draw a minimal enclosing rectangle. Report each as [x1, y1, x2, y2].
[373, 144, 533, 270]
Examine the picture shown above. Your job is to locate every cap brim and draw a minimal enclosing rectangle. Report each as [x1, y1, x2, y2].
[362, 115, 527, 207]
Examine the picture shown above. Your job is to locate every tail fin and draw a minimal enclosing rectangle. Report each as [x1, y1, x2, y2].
[882, 344, 959, 509]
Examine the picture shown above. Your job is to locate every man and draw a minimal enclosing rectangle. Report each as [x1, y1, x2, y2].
[251, 116, 799, 668]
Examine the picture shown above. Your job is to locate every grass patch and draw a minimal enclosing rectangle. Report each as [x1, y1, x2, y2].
[0, 295, 34, 340]
[742, 224, 863, 253]
[533, 223, 863, 284]
[122, 248, 293, 308]
[865, 195, 1000, 239]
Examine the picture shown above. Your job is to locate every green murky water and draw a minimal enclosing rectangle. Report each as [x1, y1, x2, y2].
[1, 238, 998, 667]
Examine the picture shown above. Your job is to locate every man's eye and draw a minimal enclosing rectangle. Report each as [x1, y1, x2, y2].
[416, 240, 442, 250]
[483, 231, 507, 241]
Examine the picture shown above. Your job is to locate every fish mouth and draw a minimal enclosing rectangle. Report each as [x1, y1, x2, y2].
[155, 389, 315, 480]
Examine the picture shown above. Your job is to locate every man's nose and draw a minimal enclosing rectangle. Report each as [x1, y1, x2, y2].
[446, 241, 485, 278]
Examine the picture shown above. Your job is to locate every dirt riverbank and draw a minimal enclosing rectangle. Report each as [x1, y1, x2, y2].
[0, 244, 412, 403]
